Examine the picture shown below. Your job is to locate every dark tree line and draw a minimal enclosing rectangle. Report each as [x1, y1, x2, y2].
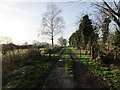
[69, 15, 98, 59]
[69, 14, 120, 65]
[69, 1, 120, 65]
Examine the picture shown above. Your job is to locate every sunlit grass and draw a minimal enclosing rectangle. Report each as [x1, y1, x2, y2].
[39, 48, 46, 54]
[71, 48, 120, 89]
[64, 53, 73, 79]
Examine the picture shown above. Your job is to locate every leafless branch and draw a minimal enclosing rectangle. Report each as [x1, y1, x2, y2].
[92, 1, 120, 33]
[113, 0, 118, 10]
[40, 4, 65, 46]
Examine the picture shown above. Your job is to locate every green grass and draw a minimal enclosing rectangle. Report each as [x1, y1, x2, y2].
[3, 47, 63, 88]
[3, 57, 54, 88]
[64, 51, 74, 79]
[71, 48, 120, 89]
[39, 48, 46, 54]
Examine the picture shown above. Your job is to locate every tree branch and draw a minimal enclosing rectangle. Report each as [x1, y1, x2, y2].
[102, 0, 120, 17]
[113, 0, 118, 10]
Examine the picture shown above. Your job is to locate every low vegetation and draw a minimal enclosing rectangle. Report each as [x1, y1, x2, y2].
[71, 48, 120, 89]
[2, 47, 63, 88]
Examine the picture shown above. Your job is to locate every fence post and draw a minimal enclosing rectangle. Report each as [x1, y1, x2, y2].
[80, 48, 81, 59]
[49, 49, 51, 59]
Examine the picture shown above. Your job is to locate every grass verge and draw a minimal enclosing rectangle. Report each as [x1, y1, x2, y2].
[64, 48, 74, 79]
[70, 47, 120, 89]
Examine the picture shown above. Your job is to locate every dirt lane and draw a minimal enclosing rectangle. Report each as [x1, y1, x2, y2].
[42, 54, 74, 88]
[42, 48, 107, 88]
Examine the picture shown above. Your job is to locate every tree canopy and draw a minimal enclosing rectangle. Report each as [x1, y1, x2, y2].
[69, 15, 98, 49]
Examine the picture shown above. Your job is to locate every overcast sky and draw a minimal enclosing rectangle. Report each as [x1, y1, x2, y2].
[0, 1, 98, 45]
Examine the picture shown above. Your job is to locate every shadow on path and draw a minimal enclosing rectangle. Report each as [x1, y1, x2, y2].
[42, 50, 75, 88]
[72, 55, 107, 88]
[42, 48, 107, 88]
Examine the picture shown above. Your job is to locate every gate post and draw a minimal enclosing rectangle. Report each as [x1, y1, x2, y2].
[49, 49, 51, 59]
[80, 48, 81, 59]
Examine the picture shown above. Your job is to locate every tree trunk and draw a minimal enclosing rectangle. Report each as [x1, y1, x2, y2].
[49, 49, 51, 59]
[52, 36, 54, 47]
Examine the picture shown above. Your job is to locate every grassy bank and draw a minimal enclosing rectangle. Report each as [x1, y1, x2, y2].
[70, 47, 120, 89]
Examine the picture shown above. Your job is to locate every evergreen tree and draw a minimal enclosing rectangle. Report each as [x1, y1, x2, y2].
[69, 15, 98, 59]
[79, 15, 97, 49]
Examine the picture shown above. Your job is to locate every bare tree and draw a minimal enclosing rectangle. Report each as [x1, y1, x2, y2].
[92, 0, 120, 33]
[41, 4, 65, 46]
